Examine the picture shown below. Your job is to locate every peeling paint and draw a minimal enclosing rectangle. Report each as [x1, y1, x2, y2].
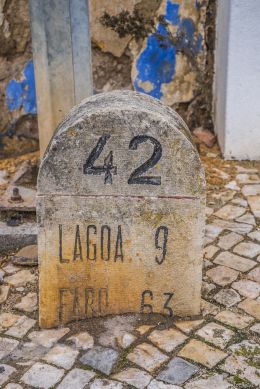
[133, 0, 205, 103]
[6, 60, 37, 114]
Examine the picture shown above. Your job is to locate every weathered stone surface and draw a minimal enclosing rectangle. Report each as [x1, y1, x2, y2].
[5, 315, 36, 338]
[117, 332, 136, 348]
[250, 323, 260, 334]
[201, 299, 220, 316]
[0, 337, 19, 360]
[43, 344, 79, 369]
[232, 279, 260, 299]
[222, 341, 260, 387]
[127, 342, 168, 372]
[212, 218, 253, 234]
[113, 367, 152, 389]
[233, 241, 260, 258]
[0, 222, 37, 254]
[80, 345, 119, 375]
[236, 213, 256, 225]
[67, 332, 94, 350]
[14, 292, 37, 312]
[214, 252, 256, 272]
[242, 184, 260, 196]
[196, 322, 234, 349]
[206, 266, 238, 286]
[157, 357, 198, 385]
[37, 91, 205, 328]
[204, 245, 219, 259]
[28, 328, 70, 348]
[218, 232, 243, 250]
[21, 362, 65, 388]
[90, 378, 123, 389]
[57, 368, 96, 389]
[12, 244, 38, 267]
[178, 339, 227, 368]
[0, 313, 20, 330]
[136, 325, 154, 335]
[148, 328, 187, 352]
[8, 341, 48, 366]
[0, 286, 9, 304]
[215, 310, 254, 329]
[4, 384, 23, 389]
[148, 380, 181, 389]
[4, 269, 35, 287]
[238, 298, 260, 320]
[0, 364, 16, 386]
[248, 230, 260, 243]
[185, 374, 234, 389]
[214, 289, 241, 307]
[214, 205, 245, 220]
[247, 266, 260, 283]
[174, 319, 204, 334]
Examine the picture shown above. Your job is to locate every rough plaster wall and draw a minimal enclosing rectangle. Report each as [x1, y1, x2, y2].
[0, 0, 214, 149]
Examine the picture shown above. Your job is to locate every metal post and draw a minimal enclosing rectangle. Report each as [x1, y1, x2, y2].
[29, 0, 93, 156]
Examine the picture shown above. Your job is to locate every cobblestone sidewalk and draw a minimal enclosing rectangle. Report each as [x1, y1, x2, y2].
[0, 146, 259, 388]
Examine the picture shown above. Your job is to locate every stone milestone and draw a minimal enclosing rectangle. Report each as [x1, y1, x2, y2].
[37, 91, 205, 328]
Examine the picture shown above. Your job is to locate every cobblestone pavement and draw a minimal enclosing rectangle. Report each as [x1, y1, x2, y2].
[0, 145, 260, 388]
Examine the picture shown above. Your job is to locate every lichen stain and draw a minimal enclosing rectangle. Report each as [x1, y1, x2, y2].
[6, 60, 37, 114]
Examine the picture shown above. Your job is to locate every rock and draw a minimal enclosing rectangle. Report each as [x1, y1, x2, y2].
[0, 365, 16, 386]
[236, 173, 260, 184]
[218, 232, 243, 250]
[222, 341, 260, 387]
[214, 205, 245, 220]
[193, 127, 216, 148]
[5, 316, 36, 338]
[213, 218, 253, 234]
[148, 328, 187, 353]
[0, 313, 20, 330]
[2, 264, 19, 274]
[0, 222, 37, 254]
[0, 286, 9, 304]
[178, 339, 227, 368]
[236, 213, 255, 225]
[206, 265, 238, 286]
[67, 332, 94, 350]
[201, 299, 220, 316]
[242, 184, 260, 196]
[9, 342, 48, 366]
[43, 344, 79, 369]
[80, 346, 119, 375]
[90, 378, 123, 389]
[117, 332, 136, 348]
[215, 310, 254, 329]
[4, 384, 23, 389]
[204, 245, 219, 259]
[232, 198, 248, 207]
[250, 323, 260, 335]
[224, 181, 240, 191]
[247, 266, 260, 283]
[232, 279, 260, 299]
[12, 245, 38, 267]
[238, 298, 260, 320]
[113, 367, 152, 389]
[0, 337, 19, 360]
[214, 289, 241, 307]
[136, 325, 154, 335]
[127, 342, 169, 372]
[248, 230, 260, 243]
[248, 196, 260, 218]
[214, 252, 256, 272]
[21, 362, 65, 389]
[38, 91, 205, 328]
[196, 322, 235, 349]
[15, 292, 37, 312]
[233, 241, 260, 258]
[148, 380, 181, 389]
[4, 269, 35, 287]
[174, 319, 204, 334]
[185, 374, 234, 389]
[28, 328, 70, 348]
[157, 357, 199, 385]
[202, 282, 216, 296]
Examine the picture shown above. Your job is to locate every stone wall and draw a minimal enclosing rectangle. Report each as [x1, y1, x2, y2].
[0, 0, 215, 153]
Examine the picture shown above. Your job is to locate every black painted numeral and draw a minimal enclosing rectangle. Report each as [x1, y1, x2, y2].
[128, 135, 162, 185]
[83, 135, 117, 184]
[163, 292, 174, 317]
[155, 226, 168, 264]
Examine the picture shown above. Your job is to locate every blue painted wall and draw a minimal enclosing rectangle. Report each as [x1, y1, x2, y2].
[6, 60, 37, 114]
[134, 0, 202, 99]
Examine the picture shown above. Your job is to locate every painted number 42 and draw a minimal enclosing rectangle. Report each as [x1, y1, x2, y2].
[83, 134, 162, 185]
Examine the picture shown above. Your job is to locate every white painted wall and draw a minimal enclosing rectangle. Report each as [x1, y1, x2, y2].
[214, 0, 260, 160]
